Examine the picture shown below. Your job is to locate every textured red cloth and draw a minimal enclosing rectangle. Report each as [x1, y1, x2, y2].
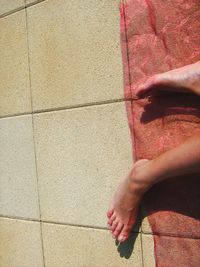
[120, 0, 200, 266]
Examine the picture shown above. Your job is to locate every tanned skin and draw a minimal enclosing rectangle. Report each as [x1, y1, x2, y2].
[107, 61, 200, 243]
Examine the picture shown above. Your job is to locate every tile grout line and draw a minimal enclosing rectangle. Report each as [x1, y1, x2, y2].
[25, 8, 46, 267]
[29, 98, 127, 115]
[25, 4, 33, 121]
[1, 214, 200, 240]
[0, 0, 45, 19]
[0, 215, 114, 231]
[25, 0, 46, 8]
[31, 114, 46, 267]
[0, 97, 137, 120]
[0, 215, 141, 234]
[0, 5, 25, 19]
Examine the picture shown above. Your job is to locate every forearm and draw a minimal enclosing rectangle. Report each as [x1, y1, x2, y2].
[146, 134, 200, 186]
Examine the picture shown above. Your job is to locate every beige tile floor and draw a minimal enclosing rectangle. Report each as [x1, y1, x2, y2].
[0, 0, 198, 266]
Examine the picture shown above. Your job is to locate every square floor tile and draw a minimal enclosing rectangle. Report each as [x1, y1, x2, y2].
[27, 0, 124, 111]
[0, 115, 39, 219]
[0, 10, 31, 117]
[34, 102, 133, 227]
[42, 223, 142, 267]
[0, 217, 44, 267]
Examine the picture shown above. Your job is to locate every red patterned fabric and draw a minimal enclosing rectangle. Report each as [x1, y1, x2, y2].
[120, 0, 200, 266]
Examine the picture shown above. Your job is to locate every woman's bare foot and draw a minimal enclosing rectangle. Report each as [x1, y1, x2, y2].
[107, 159, 150, 243]
[135, 61, 200, 98]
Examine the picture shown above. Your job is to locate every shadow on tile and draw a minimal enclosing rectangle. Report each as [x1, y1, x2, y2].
[115, 223, 140, 259]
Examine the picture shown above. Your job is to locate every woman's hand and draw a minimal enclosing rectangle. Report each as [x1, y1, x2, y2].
[135, 61, 200, 98]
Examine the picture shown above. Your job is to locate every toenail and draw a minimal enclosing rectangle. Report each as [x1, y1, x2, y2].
[107, 210, 113, 217]
[118, 235, 123, 242]
[108, 219, 113, 224]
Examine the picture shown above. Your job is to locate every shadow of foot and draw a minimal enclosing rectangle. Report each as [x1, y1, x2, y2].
[116, 223, 140, 259]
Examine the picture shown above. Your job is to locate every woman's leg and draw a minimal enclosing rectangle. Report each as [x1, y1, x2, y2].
[107, 134, 200, 242]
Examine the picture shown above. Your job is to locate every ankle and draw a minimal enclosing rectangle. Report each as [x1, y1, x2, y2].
[129, 161, 154, 195]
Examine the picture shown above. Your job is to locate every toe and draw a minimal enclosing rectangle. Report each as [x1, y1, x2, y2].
[117, 225, 132, 242]
[117, 235, 127, 243]
[107, 208, 114, 218]
[111, 219, 118, 232]
[108, 212, 116, 225]
[112, 223, 123, 239]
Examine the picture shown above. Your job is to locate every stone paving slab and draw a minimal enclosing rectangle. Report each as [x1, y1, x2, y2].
[42, 222, 142, 267]
[33, 102, 133, 227]
[27, 0, 124, 112]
